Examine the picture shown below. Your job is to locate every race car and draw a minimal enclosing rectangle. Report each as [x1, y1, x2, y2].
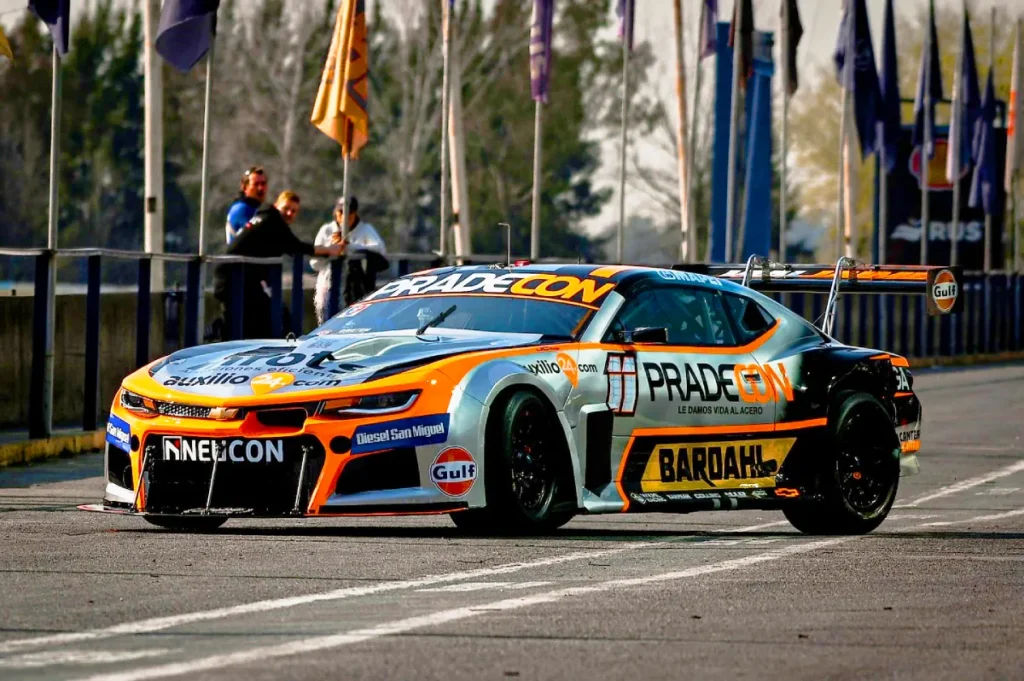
[85, 258, 960, 535]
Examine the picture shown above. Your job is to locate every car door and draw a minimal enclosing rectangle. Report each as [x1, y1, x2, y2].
[604, 284, 781, 507]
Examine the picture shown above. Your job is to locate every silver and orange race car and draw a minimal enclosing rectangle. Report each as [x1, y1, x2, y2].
[85, 258, 961, 535]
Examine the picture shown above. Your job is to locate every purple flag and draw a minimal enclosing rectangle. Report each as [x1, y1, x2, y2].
[698, 0, 718, 60]
[912, 0, 943, 158]
[530, 0, 555, 103]
[157, 0, 221, 72]
[28, 0, 70, 56]
[616, 0, 635, 52]
[969, 69, 997, 214]
[834, 0, 882, 159]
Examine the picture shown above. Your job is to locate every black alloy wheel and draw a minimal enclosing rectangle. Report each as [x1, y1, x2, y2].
[508, 396, 556, 520]
[783, 392, 900, 535]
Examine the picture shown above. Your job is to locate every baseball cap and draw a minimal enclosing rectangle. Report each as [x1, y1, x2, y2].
[335, 196, 358, 213]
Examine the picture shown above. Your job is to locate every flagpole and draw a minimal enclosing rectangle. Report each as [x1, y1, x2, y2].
[844, 105, 857, 258]
[921, 23, 932, 267]
[195, 38, 215, 341]
[41, 44, 62, 437]
[724, 4, 744, 263]
[986, 11, 996, 273]
[439, 0, 452, 261]
[616, 1, 632, 264]
[144, 0, 165, 292]
[673, 0, 690, 262]
[448, 23, 471, 261]
[530, 102, 543, 261]
[835, 88, 849, 261]
[780, 0, 789, 261]
[949, 12, 964, 268]
[689, 0, 706, 263]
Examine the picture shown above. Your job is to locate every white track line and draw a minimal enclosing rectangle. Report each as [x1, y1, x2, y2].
[72, 538, 847, 681]
[896, 460, 1024, 508]
[0, 519, 783, 655]
[71, 506, 1024, 681]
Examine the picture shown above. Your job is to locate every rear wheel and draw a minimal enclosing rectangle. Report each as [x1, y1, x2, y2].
[783, 392, 900, 535]
[144, 516, 227, 532]
[450, 391, 575, 535]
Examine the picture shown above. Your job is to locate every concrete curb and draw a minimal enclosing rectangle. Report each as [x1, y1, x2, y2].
[0, 430, 103, 469]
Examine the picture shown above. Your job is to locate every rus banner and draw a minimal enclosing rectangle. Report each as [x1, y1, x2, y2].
[883, 127, 1006, 269]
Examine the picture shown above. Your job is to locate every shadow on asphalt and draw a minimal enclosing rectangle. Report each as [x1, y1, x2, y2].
[113, 525, 1024, 541]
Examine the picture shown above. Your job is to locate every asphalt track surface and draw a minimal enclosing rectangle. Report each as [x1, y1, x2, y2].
[1, 364, 1023, 681]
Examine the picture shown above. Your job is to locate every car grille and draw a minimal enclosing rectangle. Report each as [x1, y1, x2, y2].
[141, 434, 325, 515]
[157, 402, 212, 419]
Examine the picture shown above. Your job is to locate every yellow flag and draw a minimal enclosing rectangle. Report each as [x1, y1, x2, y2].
[311, 0, 369, 159]
[0, 26, 13, 63]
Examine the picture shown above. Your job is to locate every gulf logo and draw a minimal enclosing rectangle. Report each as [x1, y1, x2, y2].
[932, 269, 958, 313]
[430, 447, 477, 497]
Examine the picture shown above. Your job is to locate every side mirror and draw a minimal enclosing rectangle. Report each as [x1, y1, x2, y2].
[615, 326, 669, 344]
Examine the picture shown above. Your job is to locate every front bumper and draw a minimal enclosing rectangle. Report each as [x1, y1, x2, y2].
[98, 391, 486, 518]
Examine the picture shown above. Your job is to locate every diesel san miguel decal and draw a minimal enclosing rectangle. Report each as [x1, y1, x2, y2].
[642, 361, 794, 414]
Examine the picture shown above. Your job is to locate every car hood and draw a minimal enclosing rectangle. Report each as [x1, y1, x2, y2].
[145, 329, 542, 398]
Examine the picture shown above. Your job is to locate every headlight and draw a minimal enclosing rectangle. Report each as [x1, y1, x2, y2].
[318, 390, 420, 417]
[120, 389, 159, 417]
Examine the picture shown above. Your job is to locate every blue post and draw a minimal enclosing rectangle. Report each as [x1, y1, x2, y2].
[1015, 274, 1022, 351]
[136, 258, 152, 368]
[327, 258, 344, 319]
[83, 255, 101, 432]
[397, 258, 412, 277]
[269, 263, 283, 338]
[916, 299, 927, 358]
[983, 275, 992, 354]
[228, 264, 245, 341]
[711, 22, 732, 262]
[184, 257, 201, 348]
[898, 297, 909, 357]
[291, 255, 305, 336]
[28, 252, 53, 439]
[740, 42, 774, 260]
[885, 295, 896, 352]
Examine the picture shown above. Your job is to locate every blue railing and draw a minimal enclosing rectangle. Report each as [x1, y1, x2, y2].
[1, 247, 1022, 439]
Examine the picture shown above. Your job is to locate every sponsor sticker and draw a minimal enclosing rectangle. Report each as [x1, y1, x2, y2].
[351, 414, 451, 455]
[643, 361, 793, 407]
[430, 446, 477, 497]
[164, 374, 250, 387]
[251, 372, 296, 395]
[105, 414, 132, 453]
[640, 438, 796, 492]
[161, 437, 285, 463]
[605, 353, 638, 415]
[929, 268, 959, 314]
[362, 271, 615, 307]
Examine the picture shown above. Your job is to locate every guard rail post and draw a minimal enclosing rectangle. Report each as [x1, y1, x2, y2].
[136, 257, 152, 368]
[291, 256, 304, 336]
[983, 275, 993, 354]
[397, 258, 411, 277]
[327, 258, 343, 319]
[1015, 274, 1022, 351]
[269, 262, 283, 338]
[28, 251, 54, 438]
[83, 255, 102, 432]
[184, 257, 202, 348]
[228, 263, 245, 341]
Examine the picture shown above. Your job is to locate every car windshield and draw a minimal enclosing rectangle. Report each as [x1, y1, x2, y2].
[315, 296, 593, 339]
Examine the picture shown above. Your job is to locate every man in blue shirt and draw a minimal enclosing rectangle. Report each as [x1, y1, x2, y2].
[225, 166, 268, 244]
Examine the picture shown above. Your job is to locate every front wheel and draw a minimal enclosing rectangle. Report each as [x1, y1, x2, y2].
[144, 515, 228, 532]
[451, 391, 574, 535]
[783, 392, 900, 535]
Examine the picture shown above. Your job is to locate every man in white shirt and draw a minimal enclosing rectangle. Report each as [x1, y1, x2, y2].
[312, 196, 388, 324]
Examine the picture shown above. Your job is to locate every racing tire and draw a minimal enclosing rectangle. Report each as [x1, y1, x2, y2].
[143, 516, 228, 532]
[450, 390, 575, 535]
[783, 392, 900, 535]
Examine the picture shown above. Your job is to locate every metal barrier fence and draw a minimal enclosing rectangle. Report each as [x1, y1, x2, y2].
[1, 247, 1022, 439]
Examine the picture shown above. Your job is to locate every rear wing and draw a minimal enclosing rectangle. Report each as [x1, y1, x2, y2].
[674, 257, 963, 336]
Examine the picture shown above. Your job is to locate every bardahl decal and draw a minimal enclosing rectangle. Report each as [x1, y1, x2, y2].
[640, 438, 796, 492]
[363, 272, 615, 306]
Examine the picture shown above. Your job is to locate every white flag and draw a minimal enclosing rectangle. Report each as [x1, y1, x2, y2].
[1006, 20, 1024, 191]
